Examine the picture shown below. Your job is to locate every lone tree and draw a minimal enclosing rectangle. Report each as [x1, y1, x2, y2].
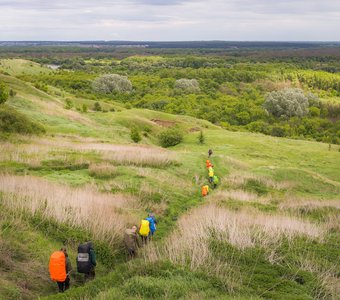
[263, 88, 309, 118]
[92, 74, 132, 94]
[174, 79, 200, 93]
[0, 81, 9, 104]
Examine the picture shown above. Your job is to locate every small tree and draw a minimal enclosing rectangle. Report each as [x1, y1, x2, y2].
[92, 74, 132, 94]
[174, 79, 200, 93]
[159, 127, 183, 148]
[264, 88, 309, 119]
[82, 104, 88, 113]
[93, 102, 102, 111]
[0, 81, 9, 104]
[64, 99, 73, 110]
[198, 130, 205, 144]
[130, 127, 142, 143]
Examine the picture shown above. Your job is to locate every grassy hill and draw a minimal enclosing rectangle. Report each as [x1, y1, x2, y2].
[0, 59, 339, 299]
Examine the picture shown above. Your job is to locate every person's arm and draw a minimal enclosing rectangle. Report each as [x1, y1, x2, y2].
[135, 233, 141, 248]
[66, 257, 72, 274]
[89, 249, 97, 266]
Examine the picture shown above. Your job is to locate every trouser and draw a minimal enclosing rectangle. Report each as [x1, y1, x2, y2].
[127, 247, 137, 260]
[141, 235, 148, 245]
[57, 276, 70, 293]
[85, 267, 95, 281]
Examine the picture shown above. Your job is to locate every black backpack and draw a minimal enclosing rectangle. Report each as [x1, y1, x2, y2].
[76, 242, 91, 273]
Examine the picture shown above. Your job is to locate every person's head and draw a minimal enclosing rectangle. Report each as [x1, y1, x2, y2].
[131, 225, 137, 233]
[60, 247, 67, 254]
[148, 212, 154, 218]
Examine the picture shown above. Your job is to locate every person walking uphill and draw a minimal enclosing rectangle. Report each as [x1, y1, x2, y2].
[208, 149, 213, 158]
[76, 241, 96, 281]
[146, 212, 157, 240]
[124, 225, 141, 260]
[49, 247, 72, 293]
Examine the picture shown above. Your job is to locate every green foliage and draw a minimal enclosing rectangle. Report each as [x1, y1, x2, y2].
[82, 103, 88, 113]
[0, 81, 9, 104]
[0, 105, 45, 134]
[198, 130, 205, 144]
[64, 98, 73, 109]
[174, 78, 200, 93]
[92, 74, 132, 94]
[93, 101, 102, 111]
[264, 88, 309, 118]
[159, 127, 183, 147]
[130, 126, 142, 143]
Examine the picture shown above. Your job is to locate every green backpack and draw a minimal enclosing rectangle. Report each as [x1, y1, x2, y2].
[213, 176, 219, 184]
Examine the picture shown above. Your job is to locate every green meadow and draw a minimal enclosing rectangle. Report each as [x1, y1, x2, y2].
[0, 57, 339, 300]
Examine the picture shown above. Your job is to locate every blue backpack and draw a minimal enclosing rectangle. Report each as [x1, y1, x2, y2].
[146, 216, 156, 233]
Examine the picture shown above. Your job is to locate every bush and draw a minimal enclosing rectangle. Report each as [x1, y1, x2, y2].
[0, 106, 45, 134]
[131, 127, 142, 143]
[82, 104, 88, 113]
[93, 102, 102, 111]
[64, 99, 73, 109]
[264, 88, 309, 118]
[92, 74, 132, 94]
[159, 127, 183, 148]
[0, 81, 9, 104]
[198, 130, 205, 144]
[174, 79, 200, 93]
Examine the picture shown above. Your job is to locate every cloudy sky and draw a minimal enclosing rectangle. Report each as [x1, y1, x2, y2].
[0, 0, 339, 41]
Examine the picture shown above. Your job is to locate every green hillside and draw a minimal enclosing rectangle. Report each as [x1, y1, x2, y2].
[0, 59, 339, 299]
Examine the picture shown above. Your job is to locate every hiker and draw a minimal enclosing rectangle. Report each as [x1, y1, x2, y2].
[49, 247, 72, 293]
[139, 219, 150, 245]
[208, 149, 213, 158]
[201, 185, 209, 197]
[124, 225, 141, 260]
[76, 241, 97, 281]
[208, 165, 214, 183]
[212, 175, 219, 189]
[206, 159, 212, 169]
[146, 213, 157, 239]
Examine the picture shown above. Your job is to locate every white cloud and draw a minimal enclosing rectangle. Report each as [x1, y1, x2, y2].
[0, 0, 339, 40]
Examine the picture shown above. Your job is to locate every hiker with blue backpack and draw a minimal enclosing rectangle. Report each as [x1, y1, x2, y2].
[146, 213, 157, 240]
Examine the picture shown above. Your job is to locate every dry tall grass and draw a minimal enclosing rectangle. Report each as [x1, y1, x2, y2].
[0, 174, 137, 246]
[224, 171, 293, 190]
[88, 163, 119, 178]
[145, 204, 323, 270]
[210, 189, 260, 202]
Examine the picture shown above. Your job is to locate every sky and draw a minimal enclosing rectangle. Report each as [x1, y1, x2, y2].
[0, 0, 339, 41]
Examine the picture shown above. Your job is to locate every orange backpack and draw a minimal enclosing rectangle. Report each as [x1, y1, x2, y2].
[49, 251, 66, 282]
[201, 185, 209, 197]
[206, 160, 211, 169]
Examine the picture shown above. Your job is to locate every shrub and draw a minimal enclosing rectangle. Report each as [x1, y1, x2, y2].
[159, 127, 183, 148]
[174, 79, 200, 93]
[131, 127, 142, 143]
[0, 81, 9, 104]
[64, 99, 73, 109]
[93, 102, 102, 111]
[82, 104, 88, 113]
[309, 106, 320, 117]
[0, 106, 45, 134]
[264, 88, 309, 118]
[9, 89, 16, 97]
[198, 130, 205, 144]
[92, 74, 132, 94]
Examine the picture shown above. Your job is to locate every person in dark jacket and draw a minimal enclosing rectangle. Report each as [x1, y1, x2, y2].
[208, 149, 213, 158]
[124, 225, 141, 260]
[58, 247, 72, 292]
[84, 241, 96, 281]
